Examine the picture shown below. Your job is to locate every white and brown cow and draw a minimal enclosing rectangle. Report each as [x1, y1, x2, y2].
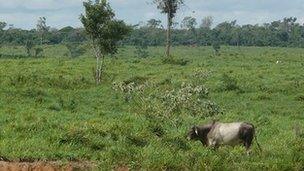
[187, 121, 261, 153]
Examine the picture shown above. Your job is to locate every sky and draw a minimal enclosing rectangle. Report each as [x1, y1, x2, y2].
[0, 0, 303, 30]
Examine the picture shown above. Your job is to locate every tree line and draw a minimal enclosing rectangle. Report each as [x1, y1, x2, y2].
[1, 16, 304, 48]
[124, 16, 304, 48]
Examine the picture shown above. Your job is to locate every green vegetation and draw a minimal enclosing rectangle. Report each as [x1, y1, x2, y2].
[80, 0, 131, 84]
[153, 0, 184, 57]
[1, 17, 304, 48]
[0, 45, 303, 170]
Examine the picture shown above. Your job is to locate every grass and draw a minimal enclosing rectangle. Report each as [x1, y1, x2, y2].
[0, 45, 303, 170]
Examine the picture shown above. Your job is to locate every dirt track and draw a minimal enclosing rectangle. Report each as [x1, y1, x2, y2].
[0, 161, 95, 171]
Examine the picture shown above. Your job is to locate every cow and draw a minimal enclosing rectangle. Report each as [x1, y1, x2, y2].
[187, 121, 261, 154]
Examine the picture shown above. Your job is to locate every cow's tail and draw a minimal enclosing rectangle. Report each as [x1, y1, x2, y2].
[253, 125, 262, 152]
[254, 133, 262, 152]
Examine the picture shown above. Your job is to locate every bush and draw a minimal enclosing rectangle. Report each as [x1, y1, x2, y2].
[212, 41, 221, 56]
[113, 80, 221, 118]
[112, 79, 149, 102]
[134, 45, 149, 58]
[65, 43, 86, 58]
[34, 47, 44, 57]
[161, 83, 209, 113]
[162, 57, 189, 66]
[219, 73, 241, 91]
[190, 69, 212, 84]
[25, 40, 34, 57]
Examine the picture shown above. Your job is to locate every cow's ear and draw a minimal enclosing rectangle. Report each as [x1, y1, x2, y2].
[194, 126, 198, 135]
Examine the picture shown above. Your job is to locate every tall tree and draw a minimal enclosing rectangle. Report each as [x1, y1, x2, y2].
[36, 17, 50, 44]
[200, 16, 213, 29]
[0, 21, 6, 39]
[153, 0, 184, 58]
[147, 19, 162, 29]
[25, 40, 34, 57]
[80, 0, 131, 84]
[181, 16, 197, 31]
[0, 21, 6, 30]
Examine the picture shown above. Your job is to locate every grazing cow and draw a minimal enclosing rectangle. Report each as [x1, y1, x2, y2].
[187, 121, 261, 154]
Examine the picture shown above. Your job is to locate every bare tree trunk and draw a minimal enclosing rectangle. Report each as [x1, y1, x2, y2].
[40, 33, 43, 45]
[96, 54, 101, 84]
[166, 12, 172, 58]
[92, 41, 103, 85]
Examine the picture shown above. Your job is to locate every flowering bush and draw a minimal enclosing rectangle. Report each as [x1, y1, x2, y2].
[191, 69, 212, 82]
[112, 72, 221, 118]
[160, 83, 220, 117]
[112, 81, 148, 102]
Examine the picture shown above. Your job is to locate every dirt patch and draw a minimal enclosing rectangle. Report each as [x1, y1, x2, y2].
[0, 161, 95, 171]
[114, 166, 129, 171]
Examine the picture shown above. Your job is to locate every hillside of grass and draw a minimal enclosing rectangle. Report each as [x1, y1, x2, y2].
[0, 45, 303, 170]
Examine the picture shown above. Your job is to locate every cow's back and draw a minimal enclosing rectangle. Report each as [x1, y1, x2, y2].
[209, 122, 243, 146]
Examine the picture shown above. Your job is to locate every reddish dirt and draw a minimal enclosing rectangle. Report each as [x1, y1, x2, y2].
[0, 161, 95, 171]
[114, 166, 129, 171]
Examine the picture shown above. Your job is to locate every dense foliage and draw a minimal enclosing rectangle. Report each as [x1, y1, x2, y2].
[1, 17, 304, 47]
[80, 0, 131, 84]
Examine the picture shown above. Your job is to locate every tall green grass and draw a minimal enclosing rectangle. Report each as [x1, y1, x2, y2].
[0, 45, 303, 170]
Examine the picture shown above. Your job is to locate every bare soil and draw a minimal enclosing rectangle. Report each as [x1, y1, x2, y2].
[0, 161, 95, 171]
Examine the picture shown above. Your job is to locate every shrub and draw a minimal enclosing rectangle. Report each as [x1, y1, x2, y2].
[190, 69, 212, 84]
[123, 76, 149, 85]
[219, 73, 241, 91]
[113, 80, 221, 118]
[65, 43, 86, 58]
[212, 41, 221, 56]
[25, 40, 34, 57]
[160, 83, 219, 116]
[162, 57, 189, 66]
[112, 80, 148, 102]
[34, 47, 44, 57]
[134, 45, 149, 58]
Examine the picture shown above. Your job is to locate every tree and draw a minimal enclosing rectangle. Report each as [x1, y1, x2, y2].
[212, 41, 221, 56]
[215, 20, 237, 45]
[200, 16, 213, 29]
[153, 0, 184, 58]
[80, 0, 131, 84]
[0, 21, 6, 30]
[25, 40, 34, 57]
[180, 16, 197, 45]
[181, 16, 197, 31]
[147, 19, 162, 28]
[36, 17, 50, 44]
[0, 21, 6, 40]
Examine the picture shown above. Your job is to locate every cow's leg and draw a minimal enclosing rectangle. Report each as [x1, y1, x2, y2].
[245, 129, 254, 155]
[208, 138, 219, 150]
[245, 140, 252, 155]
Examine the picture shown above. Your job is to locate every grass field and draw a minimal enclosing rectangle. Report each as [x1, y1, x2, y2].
[0, 45, 303, 170]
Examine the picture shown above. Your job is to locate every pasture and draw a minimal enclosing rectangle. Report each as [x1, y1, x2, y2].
[0, 45, 303, 170]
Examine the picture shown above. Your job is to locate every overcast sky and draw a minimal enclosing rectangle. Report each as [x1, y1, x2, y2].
[0, 0, 303, 30]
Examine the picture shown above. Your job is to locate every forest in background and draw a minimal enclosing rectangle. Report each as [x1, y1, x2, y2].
[0, 17, 304, 48]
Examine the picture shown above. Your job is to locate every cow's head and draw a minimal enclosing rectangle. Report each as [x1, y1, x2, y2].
[187, 124, 214, 146]
[187, 126, 200, 141]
